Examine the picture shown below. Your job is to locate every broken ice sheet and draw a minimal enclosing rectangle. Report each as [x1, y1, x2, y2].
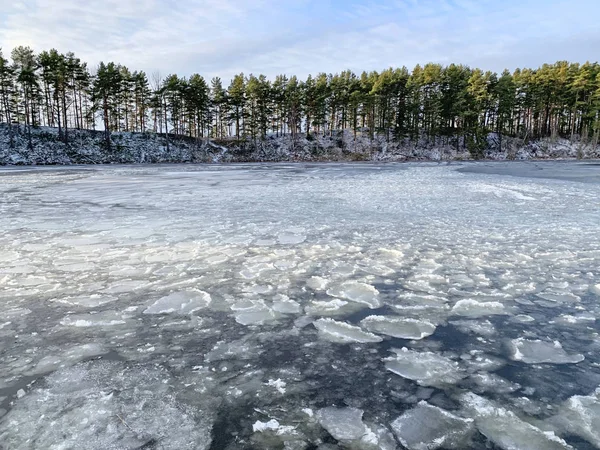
[59, 310, 133, 327]
[549, 387, 600, 447]
[508, 338, 584, 364]
[450, 299, 508, 318]
[304, 298, 362, 316]
[1, 163, 600, 448]
[232, 299, 278, 325]
[469, 372, 521, 394]
[450, 319, 496, 337]
[360, 315, 437, 339]
[143, 290, 211, 315]
[384, 348, 465, 386]
[391, 401, 474, 450]
[27, 343, 108, 376]
[0, 361, 215, 450]
[326, 281, 381, 308]
[316, 407, 366, 441]
[313, 318, 383, 344]
[460, 393, 572, 450]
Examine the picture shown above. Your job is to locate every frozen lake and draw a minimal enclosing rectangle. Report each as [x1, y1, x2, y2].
[0, 161, 599, 449]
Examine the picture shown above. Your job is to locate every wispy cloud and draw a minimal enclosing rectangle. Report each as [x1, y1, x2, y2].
[1, 0, 599, 82]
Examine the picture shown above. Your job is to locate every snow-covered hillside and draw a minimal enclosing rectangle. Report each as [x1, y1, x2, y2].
[1, 123, 599, 165]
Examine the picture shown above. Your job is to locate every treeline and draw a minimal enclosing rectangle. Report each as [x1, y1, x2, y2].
[1, 46, 600, 153]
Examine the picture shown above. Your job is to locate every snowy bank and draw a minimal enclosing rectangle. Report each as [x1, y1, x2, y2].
[1, 123, 600, 165]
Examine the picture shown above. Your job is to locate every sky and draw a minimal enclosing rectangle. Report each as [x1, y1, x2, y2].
[1, 0, 599, 82]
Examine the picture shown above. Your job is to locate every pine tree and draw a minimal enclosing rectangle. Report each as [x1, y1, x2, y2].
[494, 69, 516, 149]
[186, 73, 210, 138]
[210, 77, 227, 139]
[228, 73, 245, 141]
[2, 44, 600, 153]
[92, 62, 122, 149]
[0, 48, 16, 147]
[133, 71, 151, 132]
[12, 46, 39, 149]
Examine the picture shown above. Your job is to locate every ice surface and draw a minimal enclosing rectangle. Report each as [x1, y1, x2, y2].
[536, 292, 580, 304]
[360, 315, 436, 339]
[326, 281, 381, 308]
[28, 343, 108, 375]
[316, 407, 366, 441]
[470, 372, 521, 394]
[509, 338, 584, 364]
[313, 318, 383, 344]
[51, 294, 117, 308]
[551, 387, 600, 447]
[306, 276, 329, 290]
[265, 378, 287, 394]
[450, 319, 496, 336]
[385, 348, 465, 386]
[252, 418, 297, 436]
[1, 163, 599, 448]
[60, 310, 133, 327]
[391, 401, 474, 450]
[271, 296, 301, 314]
[0, 361, 214, 450]
[304, 299, 355, 316]
[144, 290, 212, 315]
[451, 299, 508, 318]
[253, 419, 281, 432]
[233, 301, 277, 325]
[461, 393, 572, 450]
[462, 352, 506, 372]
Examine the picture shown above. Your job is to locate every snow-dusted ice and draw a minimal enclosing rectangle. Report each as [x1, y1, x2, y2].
[360, 315, 437, 339]
[316, 407, 367, 441]
[313, 318, 383, 343]
[509, 338, 585, 365]
[391, 401, 474, 449]
[384, 347, 466, 386]
[0, 161, 600, 448]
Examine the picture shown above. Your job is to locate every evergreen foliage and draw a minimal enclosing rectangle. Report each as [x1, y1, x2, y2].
[1, 46, 600, 151]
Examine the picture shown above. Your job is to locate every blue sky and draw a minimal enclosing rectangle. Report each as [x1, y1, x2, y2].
[1, 0, 599, 82]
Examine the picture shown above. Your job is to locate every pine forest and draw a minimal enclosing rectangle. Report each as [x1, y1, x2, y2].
[1, 46, 600, 155]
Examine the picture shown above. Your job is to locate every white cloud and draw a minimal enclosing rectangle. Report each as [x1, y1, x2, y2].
[0, 0, 598, 83]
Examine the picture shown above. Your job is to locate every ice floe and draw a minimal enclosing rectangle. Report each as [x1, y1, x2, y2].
[550, 387, 600, 447]
[143, 290, 212, 315]
[51, 294, 117, 308]
[313, 318, 383, 344]
[0, 361, 214, 450]
[326, 281, 381, 308]
[461, 393, 572, 450]
[306, 276, 328, 291]
[304, 299, 357, 316]
[316, 407, 366, 441]
[360, 315, 436, 339]
[509, 338, 584, 364]
[451, 299, 508, 318]
[28, 343, 108, 375]
[60, 310, 132, 327]
[391, 401, 474, 450]
[384, 348, 465, 386]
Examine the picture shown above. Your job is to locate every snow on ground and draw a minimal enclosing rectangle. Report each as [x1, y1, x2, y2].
[2, 123, 600, 165]
[0, 162, 599, 448]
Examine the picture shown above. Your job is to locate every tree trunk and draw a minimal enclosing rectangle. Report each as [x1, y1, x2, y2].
[55, 94, 63, 142]
[103, 95, 111, 150]
[62, 88, 68, 144]
[164, 96, 169, 152]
